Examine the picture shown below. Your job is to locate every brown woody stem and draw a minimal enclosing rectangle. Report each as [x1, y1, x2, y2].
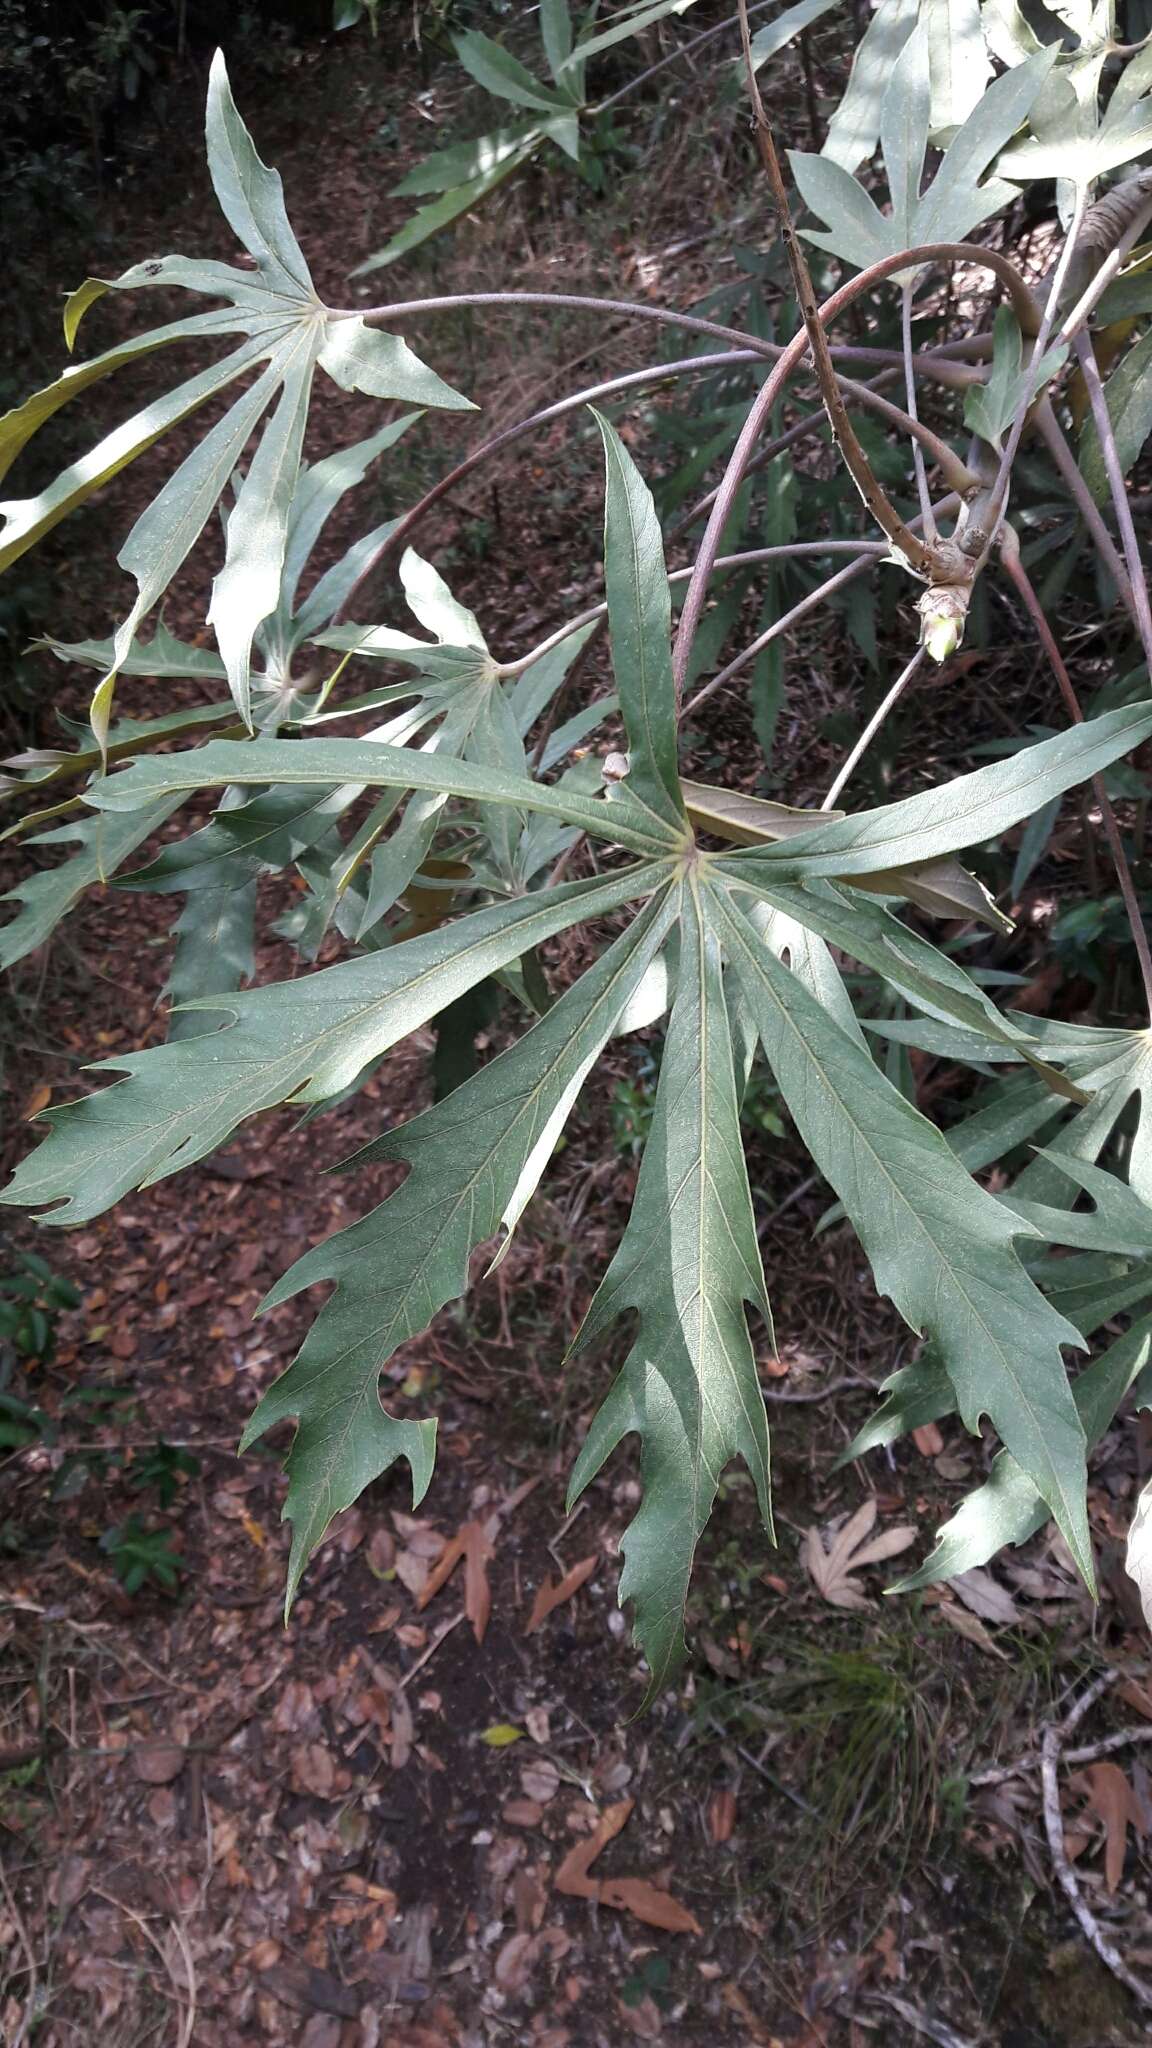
[735, 0, 935, 579]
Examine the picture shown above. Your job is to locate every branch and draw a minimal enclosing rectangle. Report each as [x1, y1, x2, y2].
[329, 350, 760, 626]
[1032, 398, 1139, 627]
[356, 289, 776, 357]
[680, 494, 960, 722]
[901, 281, 937, 540]
[734, 0, 937, 582]
[499, 540, 884, 677]
[1071, 330, 1152, 676]
[1040, 1672, 1152, 2012]
[595, 0, 779, 114]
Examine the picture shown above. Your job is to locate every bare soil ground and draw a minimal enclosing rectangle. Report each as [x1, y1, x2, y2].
[3, 20, 1152, 2048]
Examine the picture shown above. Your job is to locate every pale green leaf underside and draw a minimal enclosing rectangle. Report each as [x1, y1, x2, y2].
[722, 702, 1152, 877]
[568, 879, 773, 1697]
[0, 801, 182, 971]
[244, 890, 677, 1607]
[87, 736, 684, 859]
[2, 866, 665, 1225]
[713, 885, 1092, 1585]
[897, 1313, 1152, 1589]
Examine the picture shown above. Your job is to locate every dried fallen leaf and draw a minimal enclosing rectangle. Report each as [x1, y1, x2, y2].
[365, 1525, 396, 1578]
[801, 1499, 916, 1610]
[1119, 1677, 1152, 1721]
[873, 1925, 903, 1983]
[503, 1799, 544, 1829]
[417, 1519, 493, 1642]
[261, 1961, 361, 2018]
[554, 1798, 701, 1933]
[948, 1569, 1027, 1628]
[390, 1687, 414, 1771]
[935, 1599, 1009, 1660]
[494, 1931, 537, 1994]
[912, 1423, 945, 1457]
[1069, 1761, 1143, 1893]
[599, 1876, 702, 1934]
[246, 1939, 282, 1972]
[525, 1555, 598, 1636]
[290, 1743, 337, 1798]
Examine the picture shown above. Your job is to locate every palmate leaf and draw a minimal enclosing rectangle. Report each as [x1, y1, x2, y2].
[557, 0, 702, 69]
[0, 54, 471, 733]
[820, 0, 918, 172]
[999, 48, 1152, 186]
[243, 888, 678, 1608]
[964, 306, 1067, 448]
[1, 866, 665, 1227]
[711, 885, 1094, 1583]
[999, 1150, 1152, 1255]
[568, 877, 773, 1698]
[791, 41, 1056, 270]
[593, 412, 688, 840]
[451, 28, 572, 113]
[749, 0, 843, 73]
[352, 134, 546, 276]
[727, 872, 1080, 1096]
[8, 414, 1141, 1691]
[681, 778, 1009, 929]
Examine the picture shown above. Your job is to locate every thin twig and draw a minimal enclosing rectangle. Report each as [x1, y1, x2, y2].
[680, 495, 960, 723]
[394, 1608, 466, 1694]
[977, 189, 1088, 556]
[902, 281, 937, 541]
[681, 556, 875, 721]
[330, 351, 759, 626]
[1032, 398, 1138, 626]
[1000, 536, 1152, 1019]
[972, 1723, 1152, 1788]
[822, 647, 927, 810]
[861, 1992, 979, 2048]
[595, 0, 778, 113]
[733, 0, 938, 583]
[1071, 329, 1152, 675]
[89, 1886, 198, 2045]
[0, 1858, 39, 2047]
[501, 540, 884, 677]
[1040, 1672, 1152, 2011]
